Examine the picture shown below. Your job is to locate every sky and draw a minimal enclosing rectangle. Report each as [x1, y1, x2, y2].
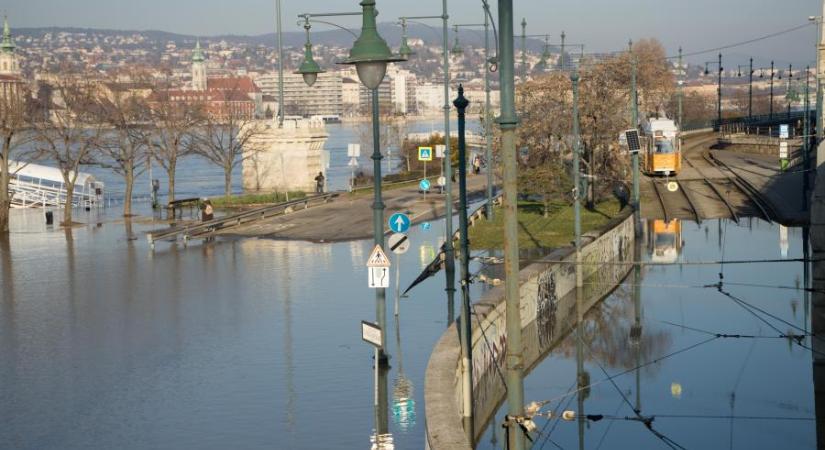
[5, 0, 823, 66]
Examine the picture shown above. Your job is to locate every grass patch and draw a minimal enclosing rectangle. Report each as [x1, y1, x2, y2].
[470, 198, 622, 251]
[211, 191, 307, 208]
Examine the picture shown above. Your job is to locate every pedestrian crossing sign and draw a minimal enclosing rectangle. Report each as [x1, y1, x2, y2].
[366, 244, 391, 267]
[418, 146, 433, 161]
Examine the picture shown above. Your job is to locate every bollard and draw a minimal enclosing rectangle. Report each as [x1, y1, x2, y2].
[45, 210, 53, 225]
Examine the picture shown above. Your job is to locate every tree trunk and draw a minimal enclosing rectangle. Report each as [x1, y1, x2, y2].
[224, 166, 232, 200]
[62, 183, 74, 226]
[123, 167, 134, 217]
[0, 156, 9, 234]
[166, 161, 176, 204]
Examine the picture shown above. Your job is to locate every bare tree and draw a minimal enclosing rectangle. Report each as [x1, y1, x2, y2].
[31, 75, 103, 226]
[194, 81, 263, 199]
[94, 78, 151, 216]
[148, 84, 203, 203]
[0, 80, 31, 233]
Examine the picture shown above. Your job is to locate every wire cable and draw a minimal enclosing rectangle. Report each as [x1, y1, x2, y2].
[672, 23, 816, 59]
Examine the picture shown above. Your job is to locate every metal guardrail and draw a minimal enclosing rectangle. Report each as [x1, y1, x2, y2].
[146, 192, 338, 247]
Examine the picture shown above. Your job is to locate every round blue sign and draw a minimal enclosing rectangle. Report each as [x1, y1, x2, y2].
[419, 179, 431, 191]
[388, 212, 411, 234]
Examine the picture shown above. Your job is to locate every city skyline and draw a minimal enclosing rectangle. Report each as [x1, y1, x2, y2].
[5, 0, 823, 65]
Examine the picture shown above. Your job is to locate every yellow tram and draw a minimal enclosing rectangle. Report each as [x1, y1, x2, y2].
[642, 118, 681, 176]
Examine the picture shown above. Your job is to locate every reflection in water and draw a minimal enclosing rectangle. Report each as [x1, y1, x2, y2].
[392, 315, 416, 431]
[647, 219, 682, 263]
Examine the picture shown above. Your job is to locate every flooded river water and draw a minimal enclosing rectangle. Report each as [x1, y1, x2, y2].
[479, 218, 816, 450]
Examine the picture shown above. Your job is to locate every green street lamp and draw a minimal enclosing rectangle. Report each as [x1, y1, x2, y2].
[398, 18, 414, 59]
[342, 0, 405, 89]
[451, 25, 464, 56]
[296, 17, 325, 87]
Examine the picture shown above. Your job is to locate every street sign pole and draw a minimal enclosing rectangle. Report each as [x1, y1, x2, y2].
[394, 253, 401, 316]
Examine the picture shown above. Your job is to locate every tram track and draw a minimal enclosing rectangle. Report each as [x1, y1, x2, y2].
[703, 152, 775, 223]
[682, 156, 739, 224]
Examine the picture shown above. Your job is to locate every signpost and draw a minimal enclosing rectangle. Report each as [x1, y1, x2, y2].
[779, 124, 789, 139]
[361, 320, 383, 410]
[435, 144, 446, 193]
[418, 146, 433, 161]
[388, 213, 411, 234]
[419, 179, 431, 192]
[388, 232, 410, 316]
[367, 244, 391, 289]
[348, 144, 361, 191]
[779, 131, 789, 171]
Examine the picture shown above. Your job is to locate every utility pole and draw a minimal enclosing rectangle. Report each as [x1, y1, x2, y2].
[770, 60, 775, 120]
[817, 5, 825, 153]
[498, 1, 525, 449]
[749, 58, 754, 120]
[785, 64, 793, 119]
[678, 47, 683, 130]
[717, 53, 723, 125]
[630, 40, 641, 237]
[275, 0, 284, 127]
[454, 85, 474, 440]
[483, 4, 494, 221]
[572, 69, 582, 286]
[441, 0, 456, 324]
[560, 31, 566, 71]
[520, 18, 527, 80]
[806, 66, 811, 210]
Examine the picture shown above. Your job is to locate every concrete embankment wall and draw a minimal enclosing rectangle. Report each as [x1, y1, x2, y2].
[424, 209, 635, 449]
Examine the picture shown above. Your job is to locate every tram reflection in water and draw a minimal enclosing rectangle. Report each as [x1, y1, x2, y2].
[646, 219, 683, 263]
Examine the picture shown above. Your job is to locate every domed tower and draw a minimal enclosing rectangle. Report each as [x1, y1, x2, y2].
[191, 39, 207, 91]
[0, 16, 20, 75]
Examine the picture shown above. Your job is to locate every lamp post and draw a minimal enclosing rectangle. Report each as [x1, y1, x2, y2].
[736, 59, 754, 120]
[520, 18, 527, 80]
[677, 47, 684, 130]
[770, 60, 776, 119]
[452, 18, 495, 220]
[453, 85, 474, 440]
[497, 2, 526, 449]
[296, 17, 324, 87]
[299, 1, 405, 362]
[399, 1, 456, 328]
[788, 63, 794, 119]
[560, 31, 566, 71]
[806, 65, 811, 209]
[704, 54, 723, 126]
[276, 0, 285, 127]
[630, 40, 640, 236]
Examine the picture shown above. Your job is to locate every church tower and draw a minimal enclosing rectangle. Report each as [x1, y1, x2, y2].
[191, 39, 207, 91]
[0, 16, 20, 76]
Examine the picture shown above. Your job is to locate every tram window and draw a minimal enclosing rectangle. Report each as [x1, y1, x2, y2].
[655, 140, 675, 154]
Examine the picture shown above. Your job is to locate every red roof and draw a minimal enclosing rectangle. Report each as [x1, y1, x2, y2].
[207, 76, 261, 94]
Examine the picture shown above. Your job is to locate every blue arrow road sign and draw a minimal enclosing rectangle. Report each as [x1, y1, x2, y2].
[419, 179, 431, 191]
[388, 213, 411, 233]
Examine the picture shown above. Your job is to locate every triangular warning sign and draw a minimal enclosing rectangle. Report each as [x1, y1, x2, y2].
[366, 244, 391, 267]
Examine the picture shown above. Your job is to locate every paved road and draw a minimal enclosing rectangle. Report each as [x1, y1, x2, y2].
[220, 174, 494, 242]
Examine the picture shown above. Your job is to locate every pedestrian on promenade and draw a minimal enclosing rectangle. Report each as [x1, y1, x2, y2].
[201, 198, 214, 222]
[314, 172, 325, 194]
[472, 155, 481, 175]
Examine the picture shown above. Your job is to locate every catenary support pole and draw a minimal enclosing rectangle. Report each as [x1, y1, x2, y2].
[630, 40, 641, 237]
[484, 4, 494, 221]
[276, 0, 284, 127]
[498, 1, 525, 449]
[442, 0, 456, 323]
[572, 69, 582, 286]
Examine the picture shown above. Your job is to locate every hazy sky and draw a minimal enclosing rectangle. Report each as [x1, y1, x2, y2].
[6, 0, 823, 65]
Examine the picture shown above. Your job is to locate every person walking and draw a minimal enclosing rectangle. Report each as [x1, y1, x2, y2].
[472, 155, 482, 175]
[201, 198, 214, 222]
[314, 172, 325, 194]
